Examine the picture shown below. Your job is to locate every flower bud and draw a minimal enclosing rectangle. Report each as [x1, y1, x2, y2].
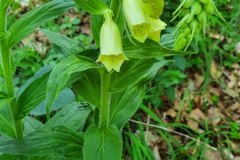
[204, 2, 215, 14]
[174, 37, 187, 51]
[183, 27, 191, 36]
[123, 0, 166, 43]
[183, 0, 194, 8]
[97, 11, 128, 72]
[191, 1, 202, 15]
[186, 14, 194, 23]
[197, 10, 208, 23]
[190, 20, 198, 33]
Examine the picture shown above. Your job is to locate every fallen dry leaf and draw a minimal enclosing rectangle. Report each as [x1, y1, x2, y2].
[187, 108, 206, 130]
[205, 149, 222, 160]
[211, 60, 222, 80]
[193, 73, 204, 88]
[224, 88, 239, 98]
[166, 108, 177, 118]
[207, 108, 223, 126]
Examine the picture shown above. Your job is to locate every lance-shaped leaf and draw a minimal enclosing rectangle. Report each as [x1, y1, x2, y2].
[17, 66, 52, 119]
[0, 91, 12, 110]
[110, 61, 168, 128]
[74, 69, 101, 107]
[110, 59, 155, 92]
[83, 125, 122, 160]
[0, 126, 84, 159]
[46, 54, 100, 114]
[0, 106, 16, 138]
[43, 102, 90, 131]
[8, 0, 75, 47]
[30, 88, 76, 116]
[110, 85, 145, 128]
[41, 29, 82, 56]
[24, 116, 44, 134]
[123, 38, 195, 59]
[74, 0, 110, 15]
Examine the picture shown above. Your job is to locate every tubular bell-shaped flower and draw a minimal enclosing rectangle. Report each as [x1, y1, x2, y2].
[97, 10, 128, 72]
[123, 0, 166, 43]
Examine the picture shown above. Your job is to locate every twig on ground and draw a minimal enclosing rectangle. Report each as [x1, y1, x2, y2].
[129, 119, 218, 151]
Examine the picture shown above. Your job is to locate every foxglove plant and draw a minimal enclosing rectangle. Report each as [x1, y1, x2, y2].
[0, 0, 223, 159]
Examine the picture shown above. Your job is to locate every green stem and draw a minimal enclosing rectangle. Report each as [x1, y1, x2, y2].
[99, 70, 111, 128]
[0, 2, 23, 138]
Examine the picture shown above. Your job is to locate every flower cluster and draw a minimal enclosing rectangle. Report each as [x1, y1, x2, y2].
[173, 0, 224, 51]
[97, 0, 166, 72]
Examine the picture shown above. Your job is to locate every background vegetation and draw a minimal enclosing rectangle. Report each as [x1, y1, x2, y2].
[1, 0, 239, 159]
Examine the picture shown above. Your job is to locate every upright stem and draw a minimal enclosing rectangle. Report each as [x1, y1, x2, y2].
[99, 70, 111, 128]
[0, 2, 23, 138]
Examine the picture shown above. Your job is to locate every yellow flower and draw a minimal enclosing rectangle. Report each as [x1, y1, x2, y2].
[97, 10, 128, 72]
[123, 0, 166, 43]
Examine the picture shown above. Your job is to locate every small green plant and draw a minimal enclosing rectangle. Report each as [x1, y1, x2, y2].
[0, 0, 224, 159]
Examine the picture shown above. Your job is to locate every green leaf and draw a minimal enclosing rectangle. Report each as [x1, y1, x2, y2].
[74, 70, 101, 107]
[140, 60, 170, 83]
[110, 59, 155, 92]
[0, 91, 12, 110]
[0, 126, 84, 159]
[0, 154, 73, 160]
[0, 106, 15, 138]
[110, 85, 145, 128]
[83, 125, 122, 160]
[91, 15, 103, 47]
[43, 102, 90, 131]
[0, 91, 8, 99]
[46, 55, 100, 114]
[110, 61, 168, 128]
[8, 0, 75, 47]
[123, 38, 194, 59]
[41, 29, 81, 56]
[77, 49, 99, 61]
[30, 88, 76, 116]
[0, 155, 26, 160]
[17, 66, 52, 119]
[160, 33, 175, 48]
[24, 116, 43, 134]
[110, 59, 169, 92]
[74, 0, 110, 15]
[110, 0, 125, 34]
